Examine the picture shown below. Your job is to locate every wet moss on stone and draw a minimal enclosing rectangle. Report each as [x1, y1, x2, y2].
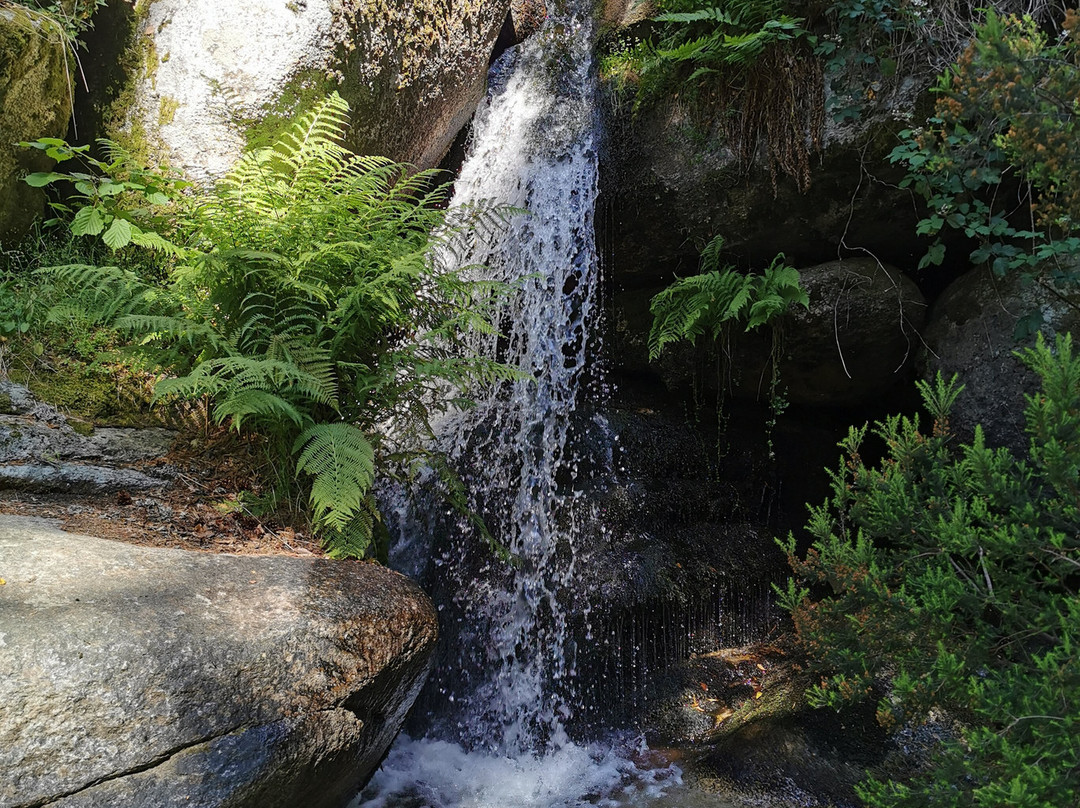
[0, 6, 72, 242]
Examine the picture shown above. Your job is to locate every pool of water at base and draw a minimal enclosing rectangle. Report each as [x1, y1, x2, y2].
[352, 733, 740, 808]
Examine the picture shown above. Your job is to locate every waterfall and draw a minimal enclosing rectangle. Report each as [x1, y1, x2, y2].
[432, 3, 602, 758]
[390, 0, 604, 756]
[355, 3, 677, 805]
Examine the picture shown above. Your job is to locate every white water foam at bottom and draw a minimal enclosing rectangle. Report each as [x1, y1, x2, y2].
[353, 733, 696, 808]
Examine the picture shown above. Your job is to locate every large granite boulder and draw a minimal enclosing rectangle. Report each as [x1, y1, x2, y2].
[110, 0, 511, 181]
[0, 516, 437, 808]
[0, 5, 73, 244]
[922, 263, 1080, 452]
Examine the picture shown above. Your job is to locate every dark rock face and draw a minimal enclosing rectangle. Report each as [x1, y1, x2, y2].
[599, 99, 929, 291]
[611, 258, 927, 407]
[510, 0, 547, 42]
[0, 6, 73, 244]
[922, 263, 1080, 453]
[0, 516, 438, 808]
[762, 258, 927, 405]
[636, 639, 926, 808]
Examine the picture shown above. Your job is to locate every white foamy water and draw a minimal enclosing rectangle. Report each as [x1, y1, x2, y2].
[391, 0, 603, 758]
[356, 734, 685, 808]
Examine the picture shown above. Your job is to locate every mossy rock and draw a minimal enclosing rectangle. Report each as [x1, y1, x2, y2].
[0, 6, 73, 244]
[7, 347, 158, 427]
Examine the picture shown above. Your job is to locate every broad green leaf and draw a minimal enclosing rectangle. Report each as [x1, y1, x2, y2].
[71, 205, 105, 237]
[102, 217, 133, 251]
[24, 172, 65, 188]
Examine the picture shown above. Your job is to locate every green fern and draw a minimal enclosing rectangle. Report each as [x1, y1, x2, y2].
[29, 92, 516, 559]
[648, 236, 807, 359]
[294, 422, 376, 534]
[649, 235, 808, 457]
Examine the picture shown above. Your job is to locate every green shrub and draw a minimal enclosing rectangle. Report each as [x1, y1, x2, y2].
[889, 8, 1080, 297]
[778, 333, 1080, 807]
[26, 93, 517, 559]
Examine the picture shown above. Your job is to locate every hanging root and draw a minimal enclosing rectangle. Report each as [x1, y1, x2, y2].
[698, 43, 825, 193]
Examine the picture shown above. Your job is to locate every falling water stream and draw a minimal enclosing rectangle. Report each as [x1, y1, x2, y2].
[356, 3, 740, 806]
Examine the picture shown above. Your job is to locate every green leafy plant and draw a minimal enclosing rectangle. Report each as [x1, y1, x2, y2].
[778, 333, 1080, 807]
[889, 9, 1080, 286]
[649, 234, 808, 455]
[30, 93, 518, 559]
[648, 236, 808, 359]
[21, 137, 188, 256]
[646, 1, 809, 76]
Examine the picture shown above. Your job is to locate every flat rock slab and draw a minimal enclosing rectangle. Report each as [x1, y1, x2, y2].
[0, 516, 437, 808]
[0, 463, 167, 493]
[0, 382, 176, 494]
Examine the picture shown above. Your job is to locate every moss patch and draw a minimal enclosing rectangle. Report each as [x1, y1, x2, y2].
[8, 344, 160, 427]
[91, 0, 158, 165]
[158, 94, 179, 127]
[0, 7, 72, 242]
[66, 417, 95, 436]
[238, 68, 336, 151]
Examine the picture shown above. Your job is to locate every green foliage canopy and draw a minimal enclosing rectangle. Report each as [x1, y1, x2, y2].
[890, 9, 1080, 286]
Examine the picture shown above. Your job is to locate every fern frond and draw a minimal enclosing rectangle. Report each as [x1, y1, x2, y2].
[321, 495, 382, 560]
[699, 234, 726, 273]
[746, 297, 787, 330]
[114, 314, 223, 349]
[293, 422, 376, 532]
[36, 263, 160, 326]
[655, 8, 734, 24]
[215, 389, 308, 431]
[649, 247, 808, 357]
[153, 371, 227, 402]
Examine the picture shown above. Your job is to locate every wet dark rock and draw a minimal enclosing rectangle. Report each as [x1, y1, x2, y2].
[571, 406, 786, 611]
[0, 515, 438, 808]
[510, 0, 547, 42]
[921, 262, 1080, 453]
[639, 640, 899, 808]
[599, 95, 931, 292]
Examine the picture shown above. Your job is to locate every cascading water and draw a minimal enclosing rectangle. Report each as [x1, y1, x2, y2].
[425, 5, 603, 756]
[357, 3, 752, 806]
[355, 3, 682, 805]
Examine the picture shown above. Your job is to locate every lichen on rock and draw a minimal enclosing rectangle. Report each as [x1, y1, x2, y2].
[111, 0, 511, 183]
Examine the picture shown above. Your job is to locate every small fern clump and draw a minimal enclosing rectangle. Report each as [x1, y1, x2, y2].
[649, 235, 808, 456]
[31, 93, 515, 559]
[648, 235, 808, 360]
